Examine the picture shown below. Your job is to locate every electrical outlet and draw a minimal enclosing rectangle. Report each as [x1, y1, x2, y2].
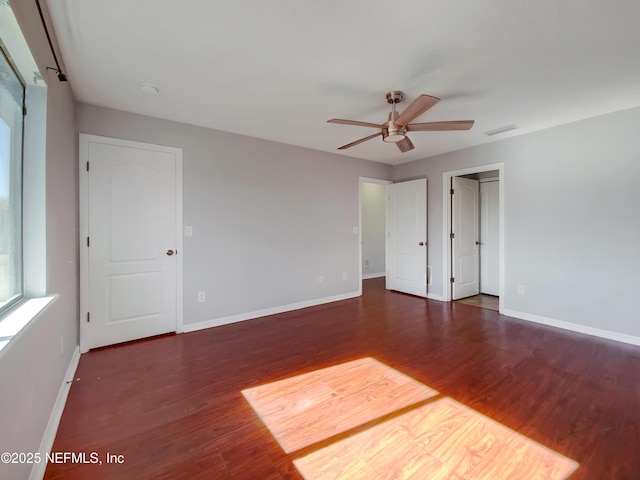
[517, 285, 525, 295]
[198, 291, 206, 302]
[342, 272, 347, 281]
[318, 276, 324, 283]
[184, 226, 193, 237]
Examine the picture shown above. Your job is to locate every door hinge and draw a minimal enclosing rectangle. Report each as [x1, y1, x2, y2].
[86, 312, 90, 322]
[450, 232, 455, 239]
[87, 236, 90, 247]
[86, 161, 89, 172]
[450, 188, 454, 195]
[450, 277, 455, 283]
[23, 106, 28, 116]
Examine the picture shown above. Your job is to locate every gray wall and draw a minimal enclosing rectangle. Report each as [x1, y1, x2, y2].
[3, 4, 640, 476]
[361, 182, 386, 277]
[394, 106, 640, 338]
[75, 103, 392, 326]
[0, 1, 78, 479]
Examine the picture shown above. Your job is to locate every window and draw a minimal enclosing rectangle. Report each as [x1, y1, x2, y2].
[0, 44, 24, 314]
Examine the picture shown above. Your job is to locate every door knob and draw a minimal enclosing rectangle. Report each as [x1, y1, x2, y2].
[418, 242, 425, 246]
[166, 250, 174, 256]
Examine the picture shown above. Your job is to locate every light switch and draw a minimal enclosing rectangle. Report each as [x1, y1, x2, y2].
[353, 226, 359, 235]
[184, 226, 193, 237]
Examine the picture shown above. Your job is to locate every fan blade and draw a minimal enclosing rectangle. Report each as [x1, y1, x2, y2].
[328, 119, 383, 129]
[396, 136, 414, 153]
[395, 95, 440, 126]
[338, 132, 381, 150]
[407, 120, 475, 131]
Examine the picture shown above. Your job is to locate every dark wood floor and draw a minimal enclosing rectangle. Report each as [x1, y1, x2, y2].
[46, 278, 640, 479]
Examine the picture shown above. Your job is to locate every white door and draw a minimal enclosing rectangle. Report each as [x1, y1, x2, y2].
[452, 177, 479, 300]
[82, 136, 181, 350]
[480, 180, 500, 295]
[386, 179, 427, 297]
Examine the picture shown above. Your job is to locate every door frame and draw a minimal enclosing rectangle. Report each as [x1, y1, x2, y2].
[442, 163, 504, 312]
[79, 134, 184, 353]
[358, 177, 392, 294]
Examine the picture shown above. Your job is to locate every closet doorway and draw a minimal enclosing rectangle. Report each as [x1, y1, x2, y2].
[443, 164, 504, 312]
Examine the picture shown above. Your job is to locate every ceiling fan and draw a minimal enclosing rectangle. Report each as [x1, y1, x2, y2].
[328, 91, 474, 152]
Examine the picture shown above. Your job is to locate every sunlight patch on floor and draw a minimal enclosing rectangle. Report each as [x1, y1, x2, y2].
[241, 357, 438, 453]
[293, 396, 578, 479]
[242, 357, 578, 479]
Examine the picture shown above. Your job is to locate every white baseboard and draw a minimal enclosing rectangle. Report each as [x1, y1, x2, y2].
[502, 309, 640, 347]
[183, 291, 361, 333]
[30, 346, 80, 480]
[362, 273, 385, 280]
[427, 292, 446, 302]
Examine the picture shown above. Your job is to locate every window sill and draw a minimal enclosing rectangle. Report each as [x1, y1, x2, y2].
[0, 296, 57, 356]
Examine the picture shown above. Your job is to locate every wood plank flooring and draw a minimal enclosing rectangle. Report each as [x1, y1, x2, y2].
[245, 358, 577, 479]
[242, 357, 438, 454]
[293, 397, 578, 480]
[45, 278, 640, 479]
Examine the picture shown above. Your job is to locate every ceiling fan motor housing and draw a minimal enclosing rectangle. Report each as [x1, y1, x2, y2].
[383, 98, 407, 143]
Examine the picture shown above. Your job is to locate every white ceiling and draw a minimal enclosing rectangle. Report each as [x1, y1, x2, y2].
[46, 0, 640, 165]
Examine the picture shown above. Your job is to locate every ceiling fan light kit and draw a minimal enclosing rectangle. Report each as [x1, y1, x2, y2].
[328, 91, 475, 153]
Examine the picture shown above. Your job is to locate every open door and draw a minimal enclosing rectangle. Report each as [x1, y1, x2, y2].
[386, 179, 427, 297]
[451, 176, 479, 300]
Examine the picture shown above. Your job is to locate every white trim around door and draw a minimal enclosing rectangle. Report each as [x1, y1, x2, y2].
[79, 134, 183, 353]
[442, 163, 504, 313]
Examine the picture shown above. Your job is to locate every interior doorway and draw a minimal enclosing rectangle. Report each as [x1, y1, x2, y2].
[359, 178, 391, 293]
[443, 164, 504, 312]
